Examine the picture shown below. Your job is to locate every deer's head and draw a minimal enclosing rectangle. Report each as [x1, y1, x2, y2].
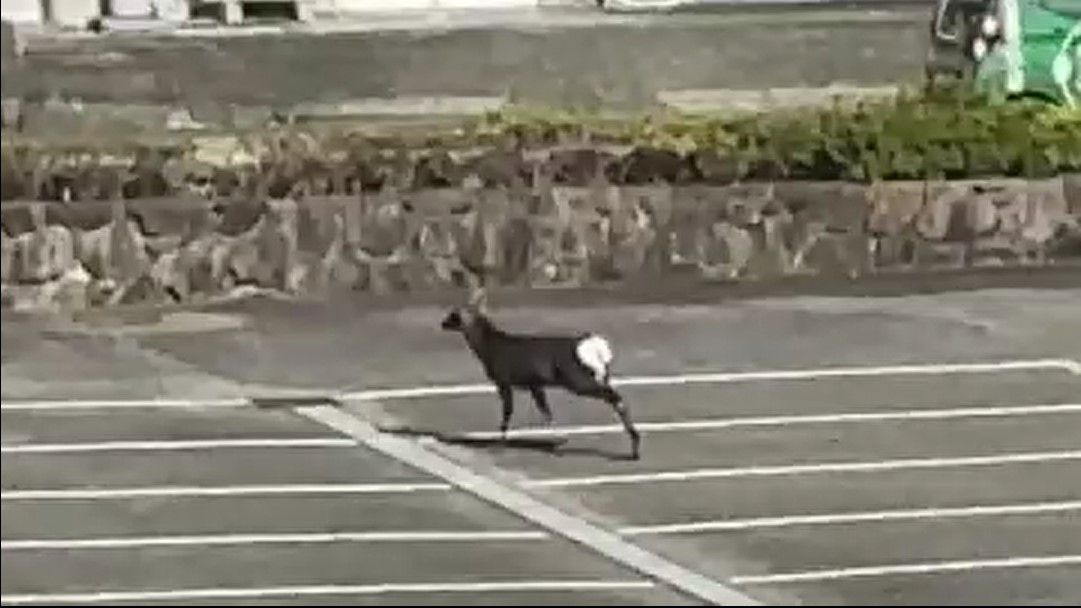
[440, 279, 489, 333]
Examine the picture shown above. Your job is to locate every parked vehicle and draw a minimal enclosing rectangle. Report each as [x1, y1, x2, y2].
[926, 0, 1080, 107]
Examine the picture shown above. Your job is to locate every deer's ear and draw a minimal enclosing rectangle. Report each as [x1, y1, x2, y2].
[463, 268, 488, 313]
[468, 285, 488, 314]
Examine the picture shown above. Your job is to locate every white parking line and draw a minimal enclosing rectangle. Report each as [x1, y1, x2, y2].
[1, 438, 356, 454]
[0, 397, 250, 411]
[347, 383, 496, 402]
[9, 499, 1073, 543]
[463, 403, 1081, 440]
[729, 555, 1081, 585]
[1, 483, 451, 501]
[620, 500, 1081, 535]
[1, 530, 549, 551]
[0, 580, 657, 605]
[298, 404, 763, 606]
[529, 450, 1081, 488]
[345, 359, 1081, 401]
[3, 359, 1077, 411]
[605, 359, 1081, 388]
[5, 403, 1076, 452]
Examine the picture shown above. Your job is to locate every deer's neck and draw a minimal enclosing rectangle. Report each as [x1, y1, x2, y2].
[462, 316, 500, 362]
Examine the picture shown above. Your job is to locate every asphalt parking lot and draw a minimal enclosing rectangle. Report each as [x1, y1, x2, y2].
[2, 286, 1080, 605]
[1, 404, 687, 605]
[364, 364, 1081, 605]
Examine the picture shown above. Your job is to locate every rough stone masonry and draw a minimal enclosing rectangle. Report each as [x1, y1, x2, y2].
[2, 144, 1079, 312]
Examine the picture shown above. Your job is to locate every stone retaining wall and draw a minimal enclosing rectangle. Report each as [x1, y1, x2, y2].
[3, 175, 1079, 311]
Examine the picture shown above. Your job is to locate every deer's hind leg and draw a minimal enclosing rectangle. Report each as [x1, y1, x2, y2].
[497, 384, 515, 441]
[565, 372, 641, 461]
[528, 386, 554, 427]
[602, 386, 640, 461]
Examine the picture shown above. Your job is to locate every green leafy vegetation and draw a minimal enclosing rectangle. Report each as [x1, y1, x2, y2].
[468, 93, 1081, 181]
[3, 92, 1079, 202]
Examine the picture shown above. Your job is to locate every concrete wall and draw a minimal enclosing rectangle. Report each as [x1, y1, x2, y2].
[1, 0, 45, 24]
[330, 0, 539, 11]
[47, 0, 100, 27]
[2, 8, 932, 118]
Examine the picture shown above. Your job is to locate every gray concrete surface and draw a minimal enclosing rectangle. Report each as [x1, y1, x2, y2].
[2, 281, 1080, 605]
[4, 4, 933, 118]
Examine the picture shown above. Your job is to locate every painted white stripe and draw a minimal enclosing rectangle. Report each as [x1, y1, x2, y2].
[343, 359, 1081, 401]
[657, 85, 901, 113]
[297, 405, 762, 606]
[3, 359, 1076, 411]
[606, 359, 1081, 389]
[729, 555, 1081, 585]
[620, 500, 1081, 535]
[0, 397, 249, 411]
[0, 580, 656, 605]
[529, 450, 1081, 488]
[463, 403, 1081, 440]
[1, 437, 356, 454]
[1, 483, 451, 501]
[1, 530, 549, 551]
[343, 383, 496, 402]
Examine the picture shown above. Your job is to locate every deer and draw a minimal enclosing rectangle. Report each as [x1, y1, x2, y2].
[440, 282, 640, 460]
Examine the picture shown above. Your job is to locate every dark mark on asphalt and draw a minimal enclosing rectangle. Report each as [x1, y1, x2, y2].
[250, 396, 344, 410]
[376, 425, 644, 462]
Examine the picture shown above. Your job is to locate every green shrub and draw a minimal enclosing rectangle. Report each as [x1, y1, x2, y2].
[3, 92, 1079, 200]
[471, 93, 1081, 181]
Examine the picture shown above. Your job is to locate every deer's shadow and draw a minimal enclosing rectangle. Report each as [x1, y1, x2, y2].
[377, 425, 635, 461]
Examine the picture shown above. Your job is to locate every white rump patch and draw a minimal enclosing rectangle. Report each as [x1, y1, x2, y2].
[575, 335, 614, 383]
